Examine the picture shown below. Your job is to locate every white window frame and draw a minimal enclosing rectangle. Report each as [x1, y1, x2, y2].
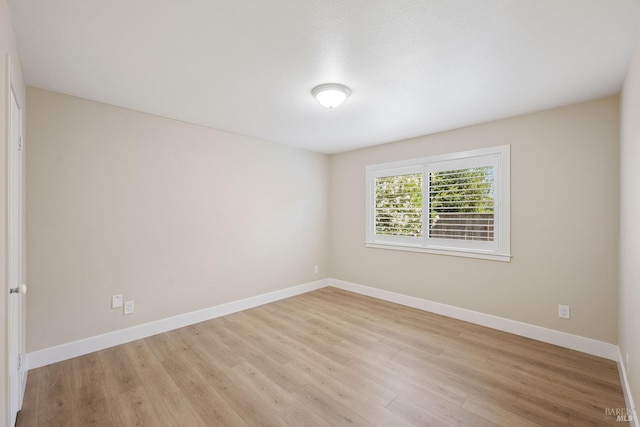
[365, 145, 511, 262]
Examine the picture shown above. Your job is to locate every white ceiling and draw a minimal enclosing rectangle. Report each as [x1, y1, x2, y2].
[8, 1, 640, 154]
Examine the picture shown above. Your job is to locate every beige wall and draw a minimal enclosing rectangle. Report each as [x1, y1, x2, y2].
[26, 87, 329, 352]
[1, 0, 26, 422]
[620, 34, 640, 416]
[330, 96, 620, 343]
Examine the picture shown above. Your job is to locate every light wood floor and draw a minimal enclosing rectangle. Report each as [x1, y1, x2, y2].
[16, 287, 625, 426]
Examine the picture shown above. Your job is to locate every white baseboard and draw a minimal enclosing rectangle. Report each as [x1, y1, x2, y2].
[25, 276, 635, 422]
[329, 279, 619, 361]
[618, 347, 639, 427]
[28, 277, 620, 368]
[26, 279, 329, 370]
[26, 276, 635, 423]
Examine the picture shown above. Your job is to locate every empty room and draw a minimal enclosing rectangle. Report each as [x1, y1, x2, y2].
[2, 0, 640, 426]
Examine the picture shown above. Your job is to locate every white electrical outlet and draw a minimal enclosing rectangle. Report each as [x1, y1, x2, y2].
[314, 264, 319, 274]
[111, 294, 123, 309]
[558, 304, 570, 319]
[124, 300, 134, 315]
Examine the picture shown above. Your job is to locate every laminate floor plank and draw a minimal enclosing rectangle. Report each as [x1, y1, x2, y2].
[228, 311, 396, 406]
[107, 386, 166, 427]
[390, 347, 576, 425]
[122, 340, 207, 427]
[145, 333, 247, 426]
[291, 382, 374, 427]
[461, 394, 544, 427]
[457, 329, 620, 383]
[229, 361, 333, 427]
[436, 346, 623, 422]
[16, 287, 625, 426]
[35, 360, 78, 427]
[14, 367, 40, 426]
[294, 294, 454, 358]
[392, 390, 501, 427]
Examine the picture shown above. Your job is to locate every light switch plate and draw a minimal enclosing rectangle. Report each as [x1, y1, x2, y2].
[111, 294, 123, 309]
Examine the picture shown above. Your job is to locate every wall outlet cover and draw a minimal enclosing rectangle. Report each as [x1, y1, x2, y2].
[558, 304, 570, 319]
[124, 300, 134, 315]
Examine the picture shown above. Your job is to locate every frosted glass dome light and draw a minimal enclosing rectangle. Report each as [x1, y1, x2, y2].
[311, 83, 351, 109]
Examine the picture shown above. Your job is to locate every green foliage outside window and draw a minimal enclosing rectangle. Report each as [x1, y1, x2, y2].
[375, 174, 422, 237]
[375, 167, 494, 239]
[429, 166, 494, 218]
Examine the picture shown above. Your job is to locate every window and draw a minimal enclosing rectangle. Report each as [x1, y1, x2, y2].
[366, 145, 510, 261]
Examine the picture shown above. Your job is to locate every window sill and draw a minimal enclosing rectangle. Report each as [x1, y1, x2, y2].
[365, 242, 511, 262]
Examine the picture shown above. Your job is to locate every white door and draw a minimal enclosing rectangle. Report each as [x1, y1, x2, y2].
[7, 82, 25, 426]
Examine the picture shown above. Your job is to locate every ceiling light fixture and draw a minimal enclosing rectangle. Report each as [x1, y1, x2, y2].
[311, 83, 351, 109]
